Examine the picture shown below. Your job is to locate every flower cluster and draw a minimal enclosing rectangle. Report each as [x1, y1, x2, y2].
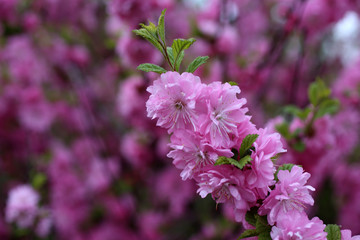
[147, 71, 319, 232]
[144, 59, 358, 238]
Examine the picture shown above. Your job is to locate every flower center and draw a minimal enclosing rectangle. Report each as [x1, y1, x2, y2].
[175, 100, 185, 110]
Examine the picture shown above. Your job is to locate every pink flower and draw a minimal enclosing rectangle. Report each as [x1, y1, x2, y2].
[259, 166, 315, 225]
[18, 87, 54, 132]
[333, 57, 360, 107]
[36, 209, 52, 237]
[1, 36, 50, 84]
[168, 129, 232, 180]
[5, 185, 40, 228]
[246, 128, 286, 193]
[138, 211, 165, 240]
[197, 165, 256, 222]
[116, 76, 150, 129]
[120, 131, 153, 170]
[199, 82, 248, 148]
[270, 211, 327, 240]
[154, 168, 195, 217]
[341, 230, 360, 240]
[146, 72, 204, 132]
[108, 0, 153, 27]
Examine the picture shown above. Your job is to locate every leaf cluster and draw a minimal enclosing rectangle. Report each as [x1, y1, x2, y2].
[133, 9, 208, 74]
[276, 79, 339, 152]
[238, 208, 271, 240]
[325, 224, 341, 240]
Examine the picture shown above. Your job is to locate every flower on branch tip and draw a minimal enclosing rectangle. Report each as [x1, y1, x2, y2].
[146, 71, 203, 133]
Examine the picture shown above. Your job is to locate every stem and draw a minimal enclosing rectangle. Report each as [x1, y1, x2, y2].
[157, 39, 175, 71]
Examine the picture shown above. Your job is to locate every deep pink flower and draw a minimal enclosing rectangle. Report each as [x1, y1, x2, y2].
[146, 71, 204, 132]
[108, 0, 153, 27]
[154, 168, 195, 217]
[18, 87, 54, 132]
[270, 211, 327, 240]
[120, 131, 153, 170]
[138, 211, 165, 240]
[259, 166, 315, 225]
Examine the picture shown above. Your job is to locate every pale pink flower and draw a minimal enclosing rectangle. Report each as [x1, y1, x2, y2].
[146, 71, 204, 132]
[5, 185, 40, 228]
[259, 166, 315, 225]
[270, 211, 327, 240]
[199, 82, 248, 148]
[168, 129, 232, 180]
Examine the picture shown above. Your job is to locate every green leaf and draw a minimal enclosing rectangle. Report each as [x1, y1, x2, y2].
[308, 78, 331, 106]
[228, 81, 238, 86]
[214, 156, 243, 169]
[172, 38, 196, 69]
[255, 215, 271, 240]
[139, 21, 157, 37]
[255, 215, 271, 233]
[186, 56, 209, 73]
[157, 9, 167, 44]
[32, 173, 47, 190]
[258, 232, 272, 240]
[167, 47, 175, 66]
[245, 207, 258, 227]
[271, 154, 279, 161]
[238, 229, 258, 239]
[293, 140, 305, 152]
[133, 28, 163, 54]
[278, 163, 296, 172]
[175, 50, 184, 71]
[239, 134, 259, 158]
[297, 107, 311, 120]
[238, 155, 253, 169]
[315, 99, 340, 119]
[172, 38, 196, 55]
[283, 105, 301, 116]
[275, 122, 291, 140]
[325, 224, 341, 240]
[137, 63, 167, 74]
[167, 46, 183, 71]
